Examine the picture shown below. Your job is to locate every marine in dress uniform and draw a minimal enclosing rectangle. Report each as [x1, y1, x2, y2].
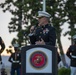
[29, 11, 61, 64]
[66, 35, 76, 75]
[0, 37, 5, 61]
[8, 44, 21, 75]
[0, 37, 5, 75]
[29, 11, 56, 46]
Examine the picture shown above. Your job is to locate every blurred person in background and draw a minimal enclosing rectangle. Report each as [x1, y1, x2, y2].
[66, 35, 76, 75]
[0, 36, 5, 61]
[8, 44, 21, 75]
[0, 37, 6, 75]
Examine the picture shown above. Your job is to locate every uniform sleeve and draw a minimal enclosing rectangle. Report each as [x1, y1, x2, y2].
[0, 37, 5, 53]
[66, 46, 72, 59]
[29, 34, 36, 44]
[8, 54, 13, 63]
[0, 55, 2, 61]
[45, 27, 56, 46]
[19, 53, 21, 64]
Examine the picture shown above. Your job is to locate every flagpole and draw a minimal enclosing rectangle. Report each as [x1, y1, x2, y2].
[43, 0, 46, 11]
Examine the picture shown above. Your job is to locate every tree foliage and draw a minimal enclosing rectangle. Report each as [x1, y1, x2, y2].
[0, 0, 42, 46]
[64, 0, 76, 44]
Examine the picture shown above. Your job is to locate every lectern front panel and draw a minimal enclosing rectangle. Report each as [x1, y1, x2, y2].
[21, 45, 57, 75]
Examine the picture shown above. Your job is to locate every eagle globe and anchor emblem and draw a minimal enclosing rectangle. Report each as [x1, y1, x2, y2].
[30, 51, 48, 69]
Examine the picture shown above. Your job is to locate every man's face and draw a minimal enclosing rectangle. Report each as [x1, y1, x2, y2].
[38, 16, 47, 26]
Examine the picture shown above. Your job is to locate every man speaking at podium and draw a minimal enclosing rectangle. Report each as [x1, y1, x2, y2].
[29, 11, 61, 64]
[29, 11, 56, 46]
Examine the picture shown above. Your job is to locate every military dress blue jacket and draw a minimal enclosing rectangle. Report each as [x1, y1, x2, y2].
[29, 24, 56, 46]
[66, 45, 76, 67]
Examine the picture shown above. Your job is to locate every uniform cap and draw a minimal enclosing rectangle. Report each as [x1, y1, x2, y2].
[37, 11, 51, 18]
[73, 35, 76, 40]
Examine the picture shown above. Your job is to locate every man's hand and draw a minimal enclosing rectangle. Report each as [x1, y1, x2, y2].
[35, 38, 45, 45]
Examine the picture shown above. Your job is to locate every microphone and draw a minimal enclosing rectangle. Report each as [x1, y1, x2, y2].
[28, 22, 38, 43]
[30, 22, 39, 33]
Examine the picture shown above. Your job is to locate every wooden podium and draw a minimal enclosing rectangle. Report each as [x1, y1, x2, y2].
[21, 45, 57, 75]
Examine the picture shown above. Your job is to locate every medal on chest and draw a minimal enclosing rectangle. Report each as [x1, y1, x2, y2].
[43, 28, 49, 34]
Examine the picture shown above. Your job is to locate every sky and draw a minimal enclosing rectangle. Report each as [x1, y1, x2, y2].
[0, 0, 71, 56]
[0, 9, 17, 56]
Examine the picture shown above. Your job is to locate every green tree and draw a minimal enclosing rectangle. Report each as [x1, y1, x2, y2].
[64, 0, 76, 44]
[46, 0, 67, 66]
[0, 0, 42, 46]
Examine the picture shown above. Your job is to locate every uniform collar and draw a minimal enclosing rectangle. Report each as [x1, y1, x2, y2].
[41, 24, 50, 28]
